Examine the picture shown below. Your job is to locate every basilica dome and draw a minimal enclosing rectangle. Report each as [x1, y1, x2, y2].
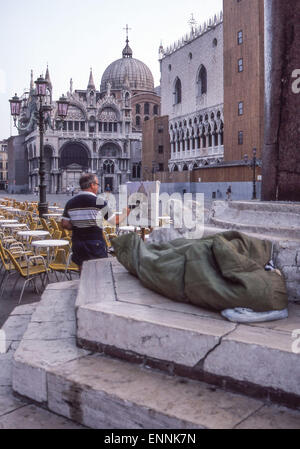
[100, 39, 155, 93]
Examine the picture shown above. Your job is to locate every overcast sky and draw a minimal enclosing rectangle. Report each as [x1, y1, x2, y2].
[0, 0, 222, 140]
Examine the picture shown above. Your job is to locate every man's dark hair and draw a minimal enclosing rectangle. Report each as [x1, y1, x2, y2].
[79, 173, 97, 190]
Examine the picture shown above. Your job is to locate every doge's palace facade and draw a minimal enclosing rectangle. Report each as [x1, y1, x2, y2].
[160, 12, 224, 173]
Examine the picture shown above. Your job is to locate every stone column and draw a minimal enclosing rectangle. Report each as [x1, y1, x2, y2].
[262, 0, 300, 201]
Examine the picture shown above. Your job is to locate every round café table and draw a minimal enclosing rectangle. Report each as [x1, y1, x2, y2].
[1, 223, 29, 235]
[17, 230, 50, 248]
[43, 213, 62, 218]
[0, 219, 18, 224]
[1, 223, 28, 229]
[118, 225, 141, 235]
[32, 239, 69, 265]
[17, 230, 50, 238]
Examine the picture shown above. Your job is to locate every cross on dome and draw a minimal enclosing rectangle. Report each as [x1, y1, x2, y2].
[122, 24, 133, 58]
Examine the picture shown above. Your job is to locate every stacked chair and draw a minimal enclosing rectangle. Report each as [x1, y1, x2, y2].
[0, 198, 80, 303]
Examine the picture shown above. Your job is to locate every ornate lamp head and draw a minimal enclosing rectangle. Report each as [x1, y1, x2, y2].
[35, 75, 48, 97]
[9, 94, 22, 118]
[57, 95, 69, 119]
[244, 154, 249, 164]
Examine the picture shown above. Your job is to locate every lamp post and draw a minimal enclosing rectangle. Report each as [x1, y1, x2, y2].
[244, 148, 262, 200]
[9, 85, 69, 217]
[35, 75, 50, 217]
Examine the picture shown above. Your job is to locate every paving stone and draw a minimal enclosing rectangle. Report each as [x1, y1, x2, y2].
[0, 351, 14, 386]
[0, 386, 14, 395]
[0, 403, 85, 429]
[21, 320, 76, 340]
[2, 314, 32, 343]
[76, 259, 115, 307]
[46, 280, 80, 291]
[236, 404, 300, 429]
[0, 390, 27, 417]
[47, 354, 263, 429]
[10, 303, 38, 316]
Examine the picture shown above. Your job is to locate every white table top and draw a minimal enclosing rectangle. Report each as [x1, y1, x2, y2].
[32, 239, 69, 248]
[17, 230, 50, 237]
[0, 219, 19, 224]
[118, 226, 141, 232]
[1, 223, 28, 228]
[43, 213, 62, 217]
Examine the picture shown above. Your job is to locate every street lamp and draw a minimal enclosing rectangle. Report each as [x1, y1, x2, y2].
[244, 148, 261, 200]
[57, 95, 69, 119]
[35, 75, 51, 217]
[9, 78, 69, 217]
[9, 94, 22, 125]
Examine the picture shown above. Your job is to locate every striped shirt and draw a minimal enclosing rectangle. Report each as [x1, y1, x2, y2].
[62, 192, 109, 242]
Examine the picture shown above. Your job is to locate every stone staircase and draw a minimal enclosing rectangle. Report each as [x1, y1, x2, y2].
[206, 201, 300, 304]
[9, 258, 300, 429]
[208, 201, 300, 239]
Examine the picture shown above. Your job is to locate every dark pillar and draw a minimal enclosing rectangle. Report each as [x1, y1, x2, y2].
[262, 0, 300, 201]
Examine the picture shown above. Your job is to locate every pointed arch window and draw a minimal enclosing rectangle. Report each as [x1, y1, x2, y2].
[174, 78, 182, 105]
[197, 66, 207, 96]
[103, 160, 115, 174]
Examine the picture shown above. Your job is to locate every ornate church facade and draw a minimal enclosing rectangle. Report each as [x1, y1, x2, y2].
[15, 38, 160, 194]
[159, 12, 224, 174]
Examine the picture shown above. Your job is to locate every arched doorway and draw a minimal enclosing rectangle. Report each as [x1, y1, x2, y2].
[99, 142, 122, 193]
[59, 142, 90, 192]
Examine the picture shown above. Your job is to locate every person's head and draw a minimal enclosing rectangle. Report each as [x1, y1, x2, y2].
[79, 173, 99, 195]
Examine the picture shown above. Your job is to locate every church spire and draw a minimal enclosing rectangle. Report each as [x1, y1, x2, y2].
[122, 24, 133, 58]
[87, 68, 95, 89]
[30, 70, 34, 92]
[45, 64, 52, 90]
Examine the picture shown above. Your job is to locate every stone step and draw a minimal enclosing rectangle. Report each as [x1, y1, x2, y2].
[208, 201, 300, 239]
[12, 280, 89, 404]
[11, 280, 300, 429]
[77, 259, 300, 409]
[46, 352, 300, 429]
[0, 303, 37, 390]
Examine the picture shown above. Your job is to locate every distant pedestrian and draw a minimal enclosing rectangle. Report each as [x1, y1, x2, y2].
[71, 186, 75, 197]
[105, 184, 111, 193]
[226, 185, 232, 201]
